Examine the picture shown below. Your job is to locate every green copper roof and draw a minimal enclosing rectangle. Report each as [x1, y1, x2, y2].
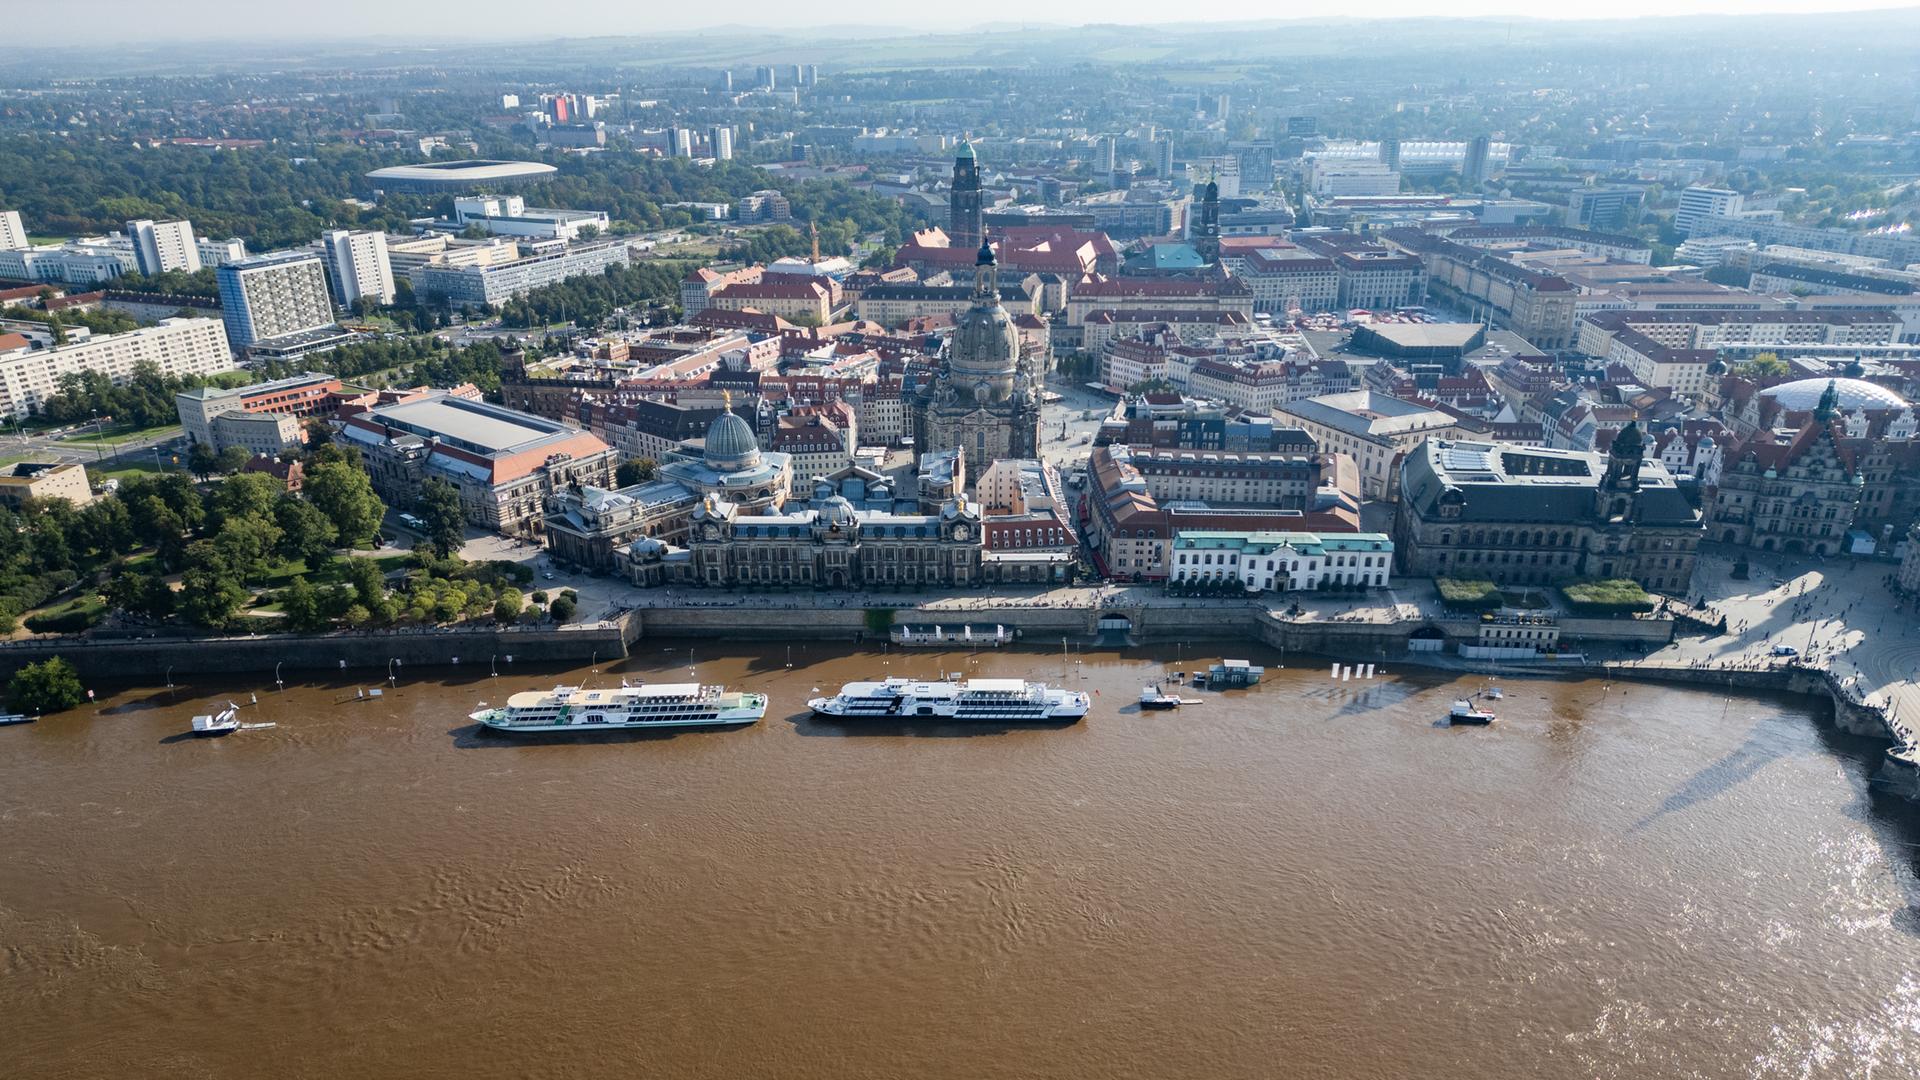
[955, 140, 976, 160]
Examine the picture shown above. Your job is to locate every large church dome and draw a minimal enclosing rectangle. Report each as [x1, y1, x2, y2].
[950, 302, 1020, 379]
[949, 238, 1020, 382]
[704, 410, 761, 471]
[1759, 377, 1908, 412]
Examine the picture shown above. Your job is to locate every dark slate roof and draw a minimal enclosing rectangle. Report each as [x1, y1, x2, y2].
[1400, 439, 1700, 528]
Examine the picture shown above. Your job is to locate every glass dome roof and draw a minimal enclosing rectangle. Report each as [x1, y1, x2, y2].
[1758, 377, 1909, 412]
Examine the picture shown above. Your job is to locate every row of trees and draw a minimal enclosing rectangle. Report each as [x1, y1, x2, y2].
[252, 338, 516, 395]
[109, 267, 221, 300]
[494, 260, 692, 330]
[0, 303, 140, 347]
[38, 360, 252, 429]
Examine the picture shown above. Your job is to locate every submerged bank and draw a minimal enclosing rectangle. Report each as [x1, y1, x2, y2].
[3, 597, 1908, 801]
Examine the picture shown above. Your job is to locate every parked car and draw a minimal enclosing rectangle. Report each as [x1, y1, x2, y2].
[1771, 645, 1799, 657]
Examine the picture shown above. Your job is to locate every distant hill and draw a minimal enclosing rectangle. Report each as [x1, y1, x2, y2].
[9, 11, 1920, 77]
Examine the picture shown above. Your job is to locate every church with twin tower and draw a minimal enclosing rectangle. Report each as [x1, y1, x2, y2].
[911, 141, 1043, 481]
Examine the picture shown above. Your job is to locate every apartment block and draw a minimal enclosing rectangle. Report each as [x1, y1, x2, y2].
[411, 241, 631, 308]
[1674, 186, 1744, 236]
[126, 219, 201, 275]
[0, 317, 235, 419]
[217, 251, 336, 349]
[319, 230, 397, 308]
[0, 211, 26, 251]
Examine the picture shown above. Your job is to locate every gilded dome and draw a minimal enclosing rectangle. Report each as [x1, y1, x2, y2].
[704, 410, 760, 471]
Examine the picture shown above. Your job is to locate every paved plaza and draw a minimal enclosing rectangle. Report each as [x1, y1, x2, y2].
[1621, 546, 1919, 740]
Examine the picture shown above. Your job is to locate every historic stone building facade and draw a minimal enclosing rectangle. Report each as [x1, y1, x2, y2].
[911, 242, 1042, 480]
[1396, 425, 1704, 594]
[649, 493, 985, 590]
[543, 407, 793, 571]
[1900, 523, 1920, 595]
[1708, 382, 1863, 556]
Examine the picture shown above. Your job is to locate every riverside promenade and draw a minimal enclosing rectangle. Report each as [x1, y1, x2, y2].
[1617, 547, 1918, 744]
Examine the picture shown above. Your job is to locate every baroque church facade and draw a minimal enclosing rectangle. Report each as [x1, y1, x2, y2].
[911, 240, 1043, 480]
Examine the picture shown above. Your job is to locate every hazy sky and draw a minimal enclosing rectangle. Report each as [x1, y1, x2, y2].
[20, 1, 1920, 44]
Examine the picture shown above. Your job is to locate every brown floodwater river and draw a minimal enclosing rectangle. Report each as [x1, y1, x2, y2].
[4, 640, 1918, 1079]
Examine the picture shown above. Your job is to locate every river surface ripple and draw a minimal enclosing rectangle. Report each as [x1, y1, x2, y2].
[4, 641, 1918, 1079]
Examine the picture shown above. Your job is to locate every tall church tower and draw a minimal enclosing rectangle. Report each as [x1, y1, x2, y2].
[1194, 171, 1221, 265]
[949, 140, 984, 249]
[1598, 420, 1643, 522]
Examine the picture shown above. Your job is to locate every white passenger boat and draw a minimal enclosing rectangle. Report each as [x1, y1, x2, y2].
[191, 704, 241, 737]
[0, 712, 33, 725]
[470, 683, 768, 734]
[1449, 699, 1497, 726]
[808, 677, 1090, 723]
[1139, 685, 1181, 710]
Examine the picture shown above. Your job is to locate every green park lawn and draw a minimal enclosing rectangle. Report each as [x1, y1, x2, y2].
[22, 593, 107, 634]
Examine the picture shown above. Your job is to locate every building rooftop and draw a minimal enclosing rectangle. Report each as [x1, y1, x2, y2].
[1758, 377, 1909, 411]
[1172, 530, 1392, 553]
[223, 249, 324, 272]
[360, 395, 566, 454]
[1276, 391, 1462, 440]
[1754, 262, 1915, 297]
[1400, 438, 1699, 526]
[1351, 323, 1486, 352]
[178, 371, 335, 401]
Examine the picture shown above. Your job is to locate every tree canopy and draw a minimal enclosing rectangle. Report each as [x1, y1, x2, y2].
[415, 478, 466, 559]
[304, 462, 387, 548]
[7, 657, 86, 714]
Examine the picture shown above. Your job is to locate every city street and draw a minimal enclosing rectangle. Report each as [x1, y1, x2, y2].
[0, 420, 186, 473]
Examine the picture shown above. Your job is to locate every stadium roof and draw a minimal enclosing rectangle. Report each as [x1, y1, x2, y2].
[364, 160, 557, 191]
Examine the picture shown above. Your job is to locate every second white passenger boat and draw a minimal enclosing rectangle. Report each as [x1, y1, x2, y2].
[471, 683, 768, 734]
[808, 677, 1090, 723]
